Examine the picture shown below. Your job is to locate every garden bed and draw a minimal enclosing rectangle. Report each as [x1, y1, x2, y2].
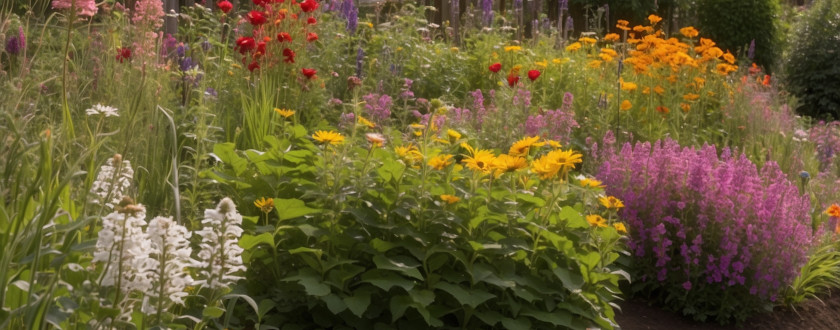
[616, 291, 840, 329]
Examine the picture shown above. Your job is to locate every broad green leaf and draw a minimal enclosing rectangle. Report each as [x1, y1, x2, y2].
[344, 291, 371, 318]
[474, 310, 503, 326]
[373, 255, 424, 280]
[552, 266, 584, 291]
[283, 268, 331, 296]
[322, 293, 347, 314]
[370, 238, 397, 252]
[433, 282, 494, 308]
[389, 295, 413, 321]
[579, 251, 601, 270]
[471, 264, 515, 289]
[275, 198, 320, 221]
[501, 317, 532, 330]
[212, 143, 248, 176]
[239, 233, 274, 250]
[288, 247, 323, 259]
[202, 306, 225, 318]
[409, 289, 435, 306]
[360, 269, 416, 292]
[516, 193, 545, 207]
[558, 206, 587, 229]
[283, 149, 312, 163]
[521, 308, 575, 328]
[257, 299, 276, 319]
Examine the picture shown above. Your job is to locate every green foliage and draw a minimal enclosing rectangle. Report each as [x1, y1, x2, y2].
[207, 123, 629, 328]
[783, 0, 840, 119]
[784, 238, 840, 308]
[697, 0, 780, 71]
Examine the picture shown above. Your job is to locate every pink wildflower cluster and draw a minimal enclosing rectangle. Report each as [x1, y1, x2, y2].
[596, 138, 814, 321]
[52, 0, 98, 17]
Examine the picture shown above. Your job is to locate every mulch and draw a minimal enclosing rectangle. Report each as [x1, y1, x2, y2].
[615, 290, 840, 330]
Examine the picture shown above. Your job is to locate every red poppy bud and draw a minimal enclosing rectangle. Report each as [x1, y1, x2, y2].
[307, 17, 317, 24]
[216, 0, 233, 13]
[527, 70, 540, 81]
[306, 32, 318, 42]
[247, 10, 267, 25]
[489, 62, 502, 73]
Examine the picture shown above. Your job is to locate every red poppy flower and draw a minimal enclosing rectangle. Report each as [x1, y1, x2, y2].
[116, 47, 131, 63]
[248, 61, 260, 71]
[527, 70, 540, 81]
[283, 48, 296, 63]
[236, 37, 256, 54]
[762, 74, 771, 86]
[306, 32, 318, 42]
[507, 75, 520, 86]
[307, 17, 317, 24]
[252, 0, 268, 7]
[302, 68, 317, 79]
[247, 11, 267, 25]
[299, 0, 318, 12]
[216, 0, 233, 13]
[277, 32, 292, 42]
[255, 41, 267, 56]
[489, 62, 501, 73]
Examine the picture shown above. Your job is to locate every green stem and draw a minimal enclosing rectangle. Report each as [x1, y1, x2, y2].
[61, 10, 76, 139]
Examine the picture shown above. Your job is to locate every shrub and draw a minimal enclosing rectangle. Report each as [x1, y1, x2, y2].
[783, 0, 840, 119]
[207, 121, 628, 328]
[596, 138, 815, 324]
[697, 0, 780, 71]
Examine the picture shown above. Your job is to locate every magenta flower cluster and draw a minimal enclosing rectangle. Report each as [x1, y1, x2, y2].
[596, 139, 814, 308]
[362, 93, 392, 124]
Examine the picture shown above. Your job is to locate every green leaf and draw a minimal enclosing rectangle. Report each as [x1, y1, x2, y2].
[257, 299, 276, 319]
[521, 308, 575, 328]
[516, 193, 545, 207]
[283, 270, 331, 297]
[501, 317, 532, 330]
[239, 233, 274, 250]
[409, 289, 436, 306]
[433, 282, 494, 308]
[360, 269, 416, 292]
[579, 251, 601, 270]
[373, 255, 424, 280]
[275, 198, 320, 221]
[322, 293, 348, 314]
[344, 291, 372, 318]
[389, 295, 413, 322]
[559, 206, 587, 229]
[203, 306, 225, 318]
[552, 266, 585, 291]
[474, 310, 504, 326]
[370, 238, 397, 252]
[212, 143, 248, 176]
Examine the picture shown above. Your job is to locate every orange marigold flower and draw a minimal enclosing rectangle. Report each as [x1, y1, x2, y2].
[826, 204, 840, 218]
[440, 194, 460, 204]
[683, 93, 700, 101]
[620, 100, 632, 111]
[648, 14, 662, 24]
[679, 26, 699, 38]
[604, 33, 620, 42]
[565, 42, 582, 52]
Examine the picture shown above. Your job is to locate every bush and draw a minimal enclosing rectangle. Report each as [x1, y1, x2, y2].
[207, 121, 628, 328]
[697, 0, 780, 71]
[783, 0, 840, 119]
[596, 138, 815, 324]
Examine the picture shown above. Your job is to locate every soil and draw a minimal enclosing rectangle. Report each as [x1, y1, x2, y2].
[615, 290, 840, 330]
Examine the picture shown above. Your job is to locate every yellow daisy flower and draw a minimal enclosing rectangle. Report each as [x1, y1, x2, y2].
[312, 130, 345, 145]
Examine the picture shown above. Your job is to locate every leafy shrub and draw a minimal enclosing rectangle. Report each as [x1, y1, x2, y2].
[783, 0, 840, 119]
[207, 121, 628, 328]
[596, 138, 815, 324]
[697, 0, 780, 71]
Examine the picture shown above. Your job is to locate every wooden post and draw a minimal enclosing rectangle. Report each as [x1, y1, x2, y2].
[164, 0, 178, 38]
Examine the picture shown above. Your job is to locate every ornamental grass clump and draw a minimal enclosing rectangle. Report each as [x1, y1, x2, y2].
[596, 138, 815, 324]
